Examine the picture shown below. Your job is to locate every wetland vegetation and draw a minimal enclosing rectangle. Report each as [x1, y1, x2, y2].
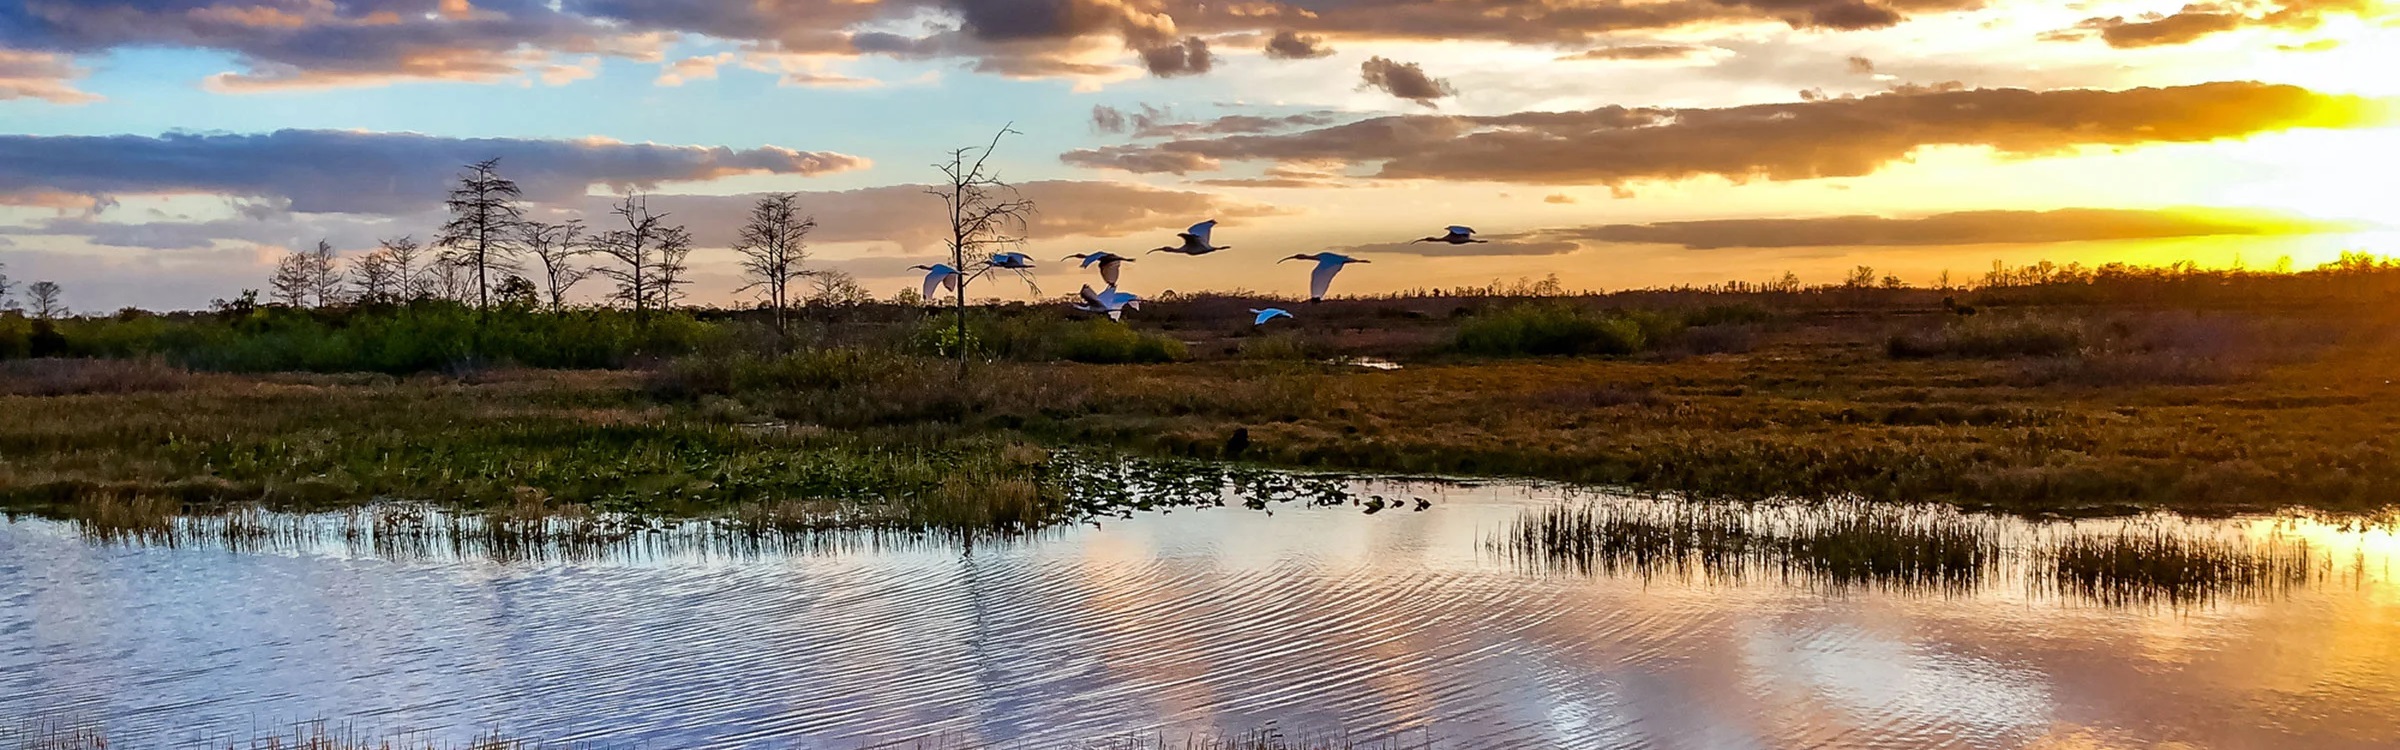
[9, 255, 2400, 538]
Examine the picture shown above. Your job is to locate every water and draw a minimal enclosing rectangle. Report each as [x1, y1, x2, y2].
[4, 478, 2397, 749]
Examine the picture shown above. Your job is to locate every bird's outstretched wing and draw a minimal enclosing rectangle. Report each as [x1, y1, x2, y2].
[1310, 260, 1341, 301]
[1447, 225, 1474, 236]
[1099, 258, 1122, 287]
[1187, 219, 1216, 245]
[1079, 284, 1103, 307]
[921, 270, 945, 301]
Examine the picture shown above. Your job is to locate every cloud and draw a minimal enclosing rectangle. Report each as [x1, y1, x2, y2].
[5, 0, 670, 92]
[1359, 56, 1455, 107]
[1559, 44, 1719, 61]
[0, 48, 97, 103]
[1134, 112, 1343, 138]
[1262, 30, 1333, 59]
[0, 0, 2008, 91]
[656, 52, 733, 86]
[2051, 0, 2377, 48]
[1548, 207, 2354, 249]
[1058, 82, 2381, 186]
[1139, 36, 1213, 77]
[0, 129, 872, 214]
[1092, 105, 1130, 134]
[1339, 238, 1584, 257]
[1846, 55, 1875, 74]
[1544, 193, 1577, 203]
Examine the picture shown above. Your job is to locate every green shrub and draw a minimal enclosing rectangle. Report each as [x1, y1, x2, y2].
[30, 303, 726, 373]
[1454, 303, 1651, 357]
[1055, 319, 1185, 363]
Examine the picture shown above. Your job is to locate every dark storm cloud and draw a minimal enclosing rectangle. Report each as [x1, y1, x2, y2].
[1262, 30, 1333, 59]
[1059, 82, 2380, 186]
[0, 129, 870, 214]
[1359, 56, 1455, 107]
[1551, 208, 2353, 249]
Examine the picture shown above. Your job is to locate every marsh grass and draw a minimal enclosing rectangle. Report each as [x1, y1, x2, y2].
[1497, 501, 2002, 592]
[1501, 501, 2339, 605]
[2042, 528, 2322, 606]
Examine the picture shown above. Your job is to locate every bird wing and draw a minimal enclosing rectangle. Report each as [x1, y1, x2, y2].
[921, 271, 942, 301]
[1310, 259, 1342, 300]
[1253, 308, 1288, 325]
[1099, 259, 1122, 287]
[1187, 219, 1216, 245]
[941, 271, 960, 293]
[1447, 225, 1474, 237]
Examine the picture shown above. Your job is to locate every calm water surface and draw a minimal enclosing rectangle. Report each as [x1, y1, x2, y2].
[4, 478, 2397, 749]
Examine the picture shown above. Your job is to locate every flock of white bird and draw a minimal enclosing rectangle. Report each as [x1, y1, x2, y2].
[911, 222, 1488, 325]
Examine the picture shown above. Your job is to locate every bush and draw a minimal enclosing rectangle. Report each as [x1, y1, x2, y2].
[1685, 303, 1774, 327]
[31, 302, 726, 373]
[1454, 303, 1651, 357]
[1888, 315, 2083, 359]
[1238, 332, 1322, 361]
[1054, 320, 1185, 363]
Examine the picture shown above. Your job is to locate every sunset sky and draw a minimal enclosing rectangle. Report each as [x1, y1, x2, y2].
[1, 0, 2396, 310]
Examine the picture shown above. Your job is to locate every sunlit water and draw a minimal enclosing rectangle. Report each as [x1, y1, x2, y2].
[5, 478, 2398, 749]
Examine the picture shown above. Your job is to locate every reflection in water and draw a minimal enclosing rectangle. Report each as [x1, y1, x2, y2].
[3, 476, 2397, 749]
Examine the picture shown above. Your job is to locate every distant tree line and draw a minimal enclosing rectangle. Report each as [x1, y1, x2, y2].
[251, 158, 856, 331]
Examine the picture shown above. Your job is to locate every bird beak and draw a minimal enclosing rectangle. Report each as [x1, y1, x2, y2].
[1354, 259, 1373, 264]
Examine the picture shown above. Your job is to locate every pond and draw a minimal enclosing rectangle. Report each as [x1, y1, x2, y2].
[4, 473, 2397, 749]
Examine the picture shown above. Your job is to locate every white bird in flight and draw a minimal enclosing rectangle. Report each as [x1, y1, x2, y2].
[1280, 253, 1371, 302]
[1151, 220, 1230, 256]
[1074, 284, 1143, 321]
[1251, 308, 1293, 325]
[1062, 251, 1133, 288]
[909, 263, 961, 302]
[1413, 226, 1487, 245]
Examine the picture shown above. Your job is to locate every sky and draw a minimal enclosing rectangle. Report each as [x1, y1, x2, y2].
[0, 0, 2396, 311]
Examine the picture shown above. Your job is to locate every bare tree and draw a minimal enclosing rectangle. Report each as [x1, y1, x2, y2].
[808, 270, 869, 307]
[307, 240, 345, 306]
[25, 281, 65, 320]
[591, 194, 664, 315]
[351, 248, 401, 304]
[380, 236, 429, 300]
[521, 219, 589, 311]
[733, 193, 818, 335]
[926, 124, 1036, 378]
[269, 249, 317, 306]
[653, 225, 694, 312]
[0, 260, 16, 311]
[431, 249, 472, 302]
[435, 157, 525, 309]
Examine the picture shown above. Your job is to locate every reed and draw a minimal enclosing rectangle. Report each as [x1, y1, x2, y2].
[2041, 528, 2322, 606]
[1496, 501, 2003, 592]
